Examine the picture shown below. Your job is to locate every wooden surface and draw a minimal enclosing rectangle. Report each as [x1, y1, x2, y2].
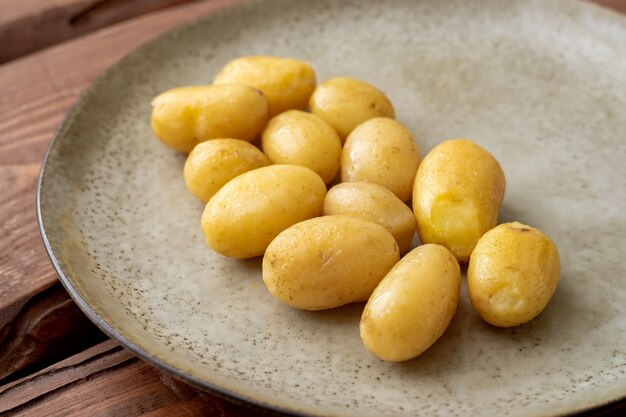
[0, 0, 625, 416]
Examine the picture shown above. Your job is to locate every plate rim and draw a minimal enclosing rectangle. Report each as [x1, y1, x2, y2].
[35, 0, 626, 416]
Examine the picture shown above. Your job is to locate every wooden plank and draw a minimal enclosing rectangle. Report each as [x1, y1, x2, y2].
[0, 340, 262, 416]
[0, 0, 202, 63]
[0, 0, 237, 382]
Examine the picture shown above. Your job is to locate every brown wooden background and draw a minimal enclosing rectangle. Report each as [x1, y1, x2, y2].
[1, 0, 625, 415]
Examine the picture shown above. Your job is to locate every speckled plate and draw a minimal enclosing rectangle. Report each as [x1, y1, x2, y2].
[37, 0, 626, 415]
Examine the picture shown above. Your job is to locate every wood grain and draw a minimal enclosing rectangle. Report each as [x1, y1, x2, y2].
[0, 0, 203, 63]
[0, 0, 625, 415]
[0, 0, 237, 382]
[0, 340, 264, 416]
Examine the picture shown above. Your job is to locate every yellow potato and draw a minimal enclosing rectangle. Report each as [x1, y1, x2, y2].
[468, 222, 560, 327]
[184, 139, 270, 203]
[263, 215, 400, 310]
[262, 110, 341, 184]
[323, 182, 415, 253]
[309, 77, 395, 141]
[151, 84, 269, 152]
[360, 244, 461, 362]
[201, 165, 326, 258]
[341, 118, 420, 202]
[412, 139, 505, 262]
[214, 56, 316, 117]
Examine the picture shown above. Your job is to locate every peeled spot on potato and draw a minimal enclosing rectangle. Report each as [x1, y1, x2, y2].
[468, 222, 560, 327]
[412, 139, 505, 262]
[309, 77, 395, 141]
[150, 84, 269, 153]
[214, 55, 317, 117]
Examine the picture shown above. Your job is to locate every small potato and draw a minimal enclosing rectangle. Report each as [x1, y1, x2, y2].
[151, 84, 268, 152]
[309, 77, 395, 141]
[214, 56, 316, 117]
[413, 139, 505, 262]
[263, 215, 399, 310]
[201, 165, 326, 258]
[262, 110, 341, 184]
[323, 182, 415, 253]
[341, 118, 420, 202]
[468, 222, 560, 327]
[360, 244, 460, 362]
[184, 139, 270, 203]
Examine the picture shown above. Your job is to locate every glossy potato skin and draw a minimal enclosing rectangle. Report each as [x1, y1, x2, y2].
[323, 182, 415, 253]
[468, 222, 560, 327]
[262, 215, 400, 310]
[360, 244, 461, 361]
[309, 77, 395, 141]
[183, 139, 270, 203]
[341, 118, 420, 201]
[262, 110, 341, 184]
[151, 84, 269, 152]
[412, 139, 505, 262]
[214, 56, 316, 117]
[201, 165, 326, 258]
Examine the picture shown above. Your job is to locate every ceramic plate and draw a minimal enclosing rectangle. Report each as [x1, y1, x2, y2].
[38, 0, 626, 415]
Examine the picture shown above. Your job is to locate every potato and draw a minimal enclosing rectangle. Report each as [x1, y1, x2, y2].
[412, 139, 505, 262]
[214, 56, 316, 117]
[262, 110, 341, 184]
[151, 84, 269, 152]
[309, 77, 395, 141]
[360, 244, 461, 362]
[201, 165, 326, 258]
[341, 118, 420, 202]
[323, 182, 415, 253]
[262, 215, 400, 310]
[468, 222, 560, 327]
[183, 139, 270, 203]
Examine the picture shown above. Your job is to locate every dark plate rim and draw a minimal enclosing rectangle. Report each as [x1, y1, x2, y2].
[35, 0, 626, 416]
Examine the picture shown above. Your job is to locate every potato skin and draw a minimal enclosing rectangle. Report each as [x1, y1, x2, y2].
[261, 110, 341, 184]
[262, 215, 400, 310]
[309, 77, 395, 141]
[323, 182, 415, 254]
[201, 165, 326, 258]
[214, 56, 316, 117]
[360, 244, 460, 362]
[151, 84, 269, 152]
[183, 139, 270, 203]
[412, 139, 505, 262]
[468, 222, 560, 327]
[341, 117, 420, 201]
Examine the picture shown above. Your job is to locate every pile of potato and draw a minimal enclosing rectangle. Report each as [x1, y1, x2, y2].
[150, 56, 560, 362]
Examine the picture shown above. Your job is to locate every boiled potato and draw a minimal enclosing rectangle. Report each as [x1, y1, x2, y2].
[360, 244, 460, 362]
[184, 139, 270, 203]
[323, 182, 415, 253]
[309, 77, 395, 141]
[341, 118, 420, 201]
[262, 110, 341, 184]
[214, 56, 316, 117]
[201, 165, 326, 258]
[263, 215, 399, 310]
[468, 222, 560, 327]
[413, 139, 505, 262]
[151, 84, 268, 152]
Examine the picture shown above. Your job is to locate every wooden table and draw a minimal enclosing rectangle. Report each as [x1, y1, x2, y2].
[1, 0, 625, 415]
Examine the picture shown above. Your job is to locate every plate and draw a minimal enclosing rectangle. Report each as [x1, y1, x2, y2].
[37, 0, 626, 416]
